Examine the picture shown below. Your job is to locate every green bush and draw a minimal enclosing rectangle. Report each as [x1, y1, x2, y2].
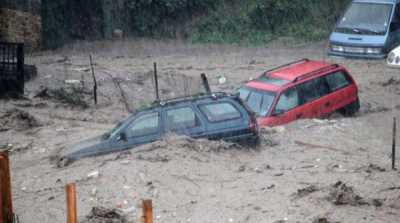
[41, 0, 351, 48]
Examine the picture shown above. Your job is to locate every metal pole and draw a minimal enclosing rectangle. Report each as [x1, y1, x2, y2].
[393, 117, 397, 170]
[154, 62, 160, 102]
[201, 73, 211, 94]
[65, 183, 77, 223]
[89, 55, 98, 105]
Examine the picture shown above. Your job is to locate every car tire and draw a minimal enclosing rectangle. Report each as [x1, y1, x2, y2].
[339, 98, 360, 116]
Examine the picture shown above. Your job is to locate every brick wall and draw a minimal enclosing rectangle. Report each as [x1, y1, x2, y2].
[0, 8, 41, 49]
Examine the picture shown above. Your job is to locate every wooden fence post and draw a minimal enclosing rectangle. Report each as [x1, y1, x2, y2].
[0, 151, 13, 223]
[142, 200, 153, 223]
[65, 183, 77, 223]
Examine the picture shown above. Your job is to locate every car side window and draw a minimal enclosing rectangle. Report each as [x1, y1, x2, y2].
[126, 112, 159, 138]
[325, 71, 350, 92]
[297, 80, 320, 103]
[275, 87, 299, 112]
[314, 76, 330, 97]
[199, 102, 241, 122]
[166, 107, 200, 130]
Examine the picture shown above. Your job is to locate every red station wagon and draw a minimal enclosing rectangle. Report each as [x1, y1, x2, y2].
[239, 59, 360, 127]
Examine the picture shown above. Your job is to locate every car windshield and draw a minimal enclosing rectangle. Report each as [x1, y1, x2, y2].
[239, 87, 276, 116]
[336, 3, 393, 35]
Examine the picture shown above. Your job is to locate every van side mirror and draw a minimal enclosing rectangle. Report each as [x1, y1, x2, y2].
[271, 109, 285, 116]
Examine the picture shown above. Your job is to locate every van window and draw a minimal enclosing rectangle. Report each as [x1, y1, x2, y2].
[166, 107, 200, 130]
[127, 112, 159, 137]
[337, 3, 392, 35]
[325, 72, 350, 91]
[275, 88, 299, 112]
[199, 102, 241, 122]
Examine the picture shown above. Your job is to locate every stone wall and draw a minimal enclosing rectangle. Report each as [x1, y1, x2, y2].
[0, 8, 41, 49]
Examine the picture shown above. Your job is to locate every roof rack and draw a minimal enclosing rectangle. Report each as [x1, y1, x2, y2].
[260, 58, 310, 77]
[153, 92, 229, 106]
[293, 64, 340, 82]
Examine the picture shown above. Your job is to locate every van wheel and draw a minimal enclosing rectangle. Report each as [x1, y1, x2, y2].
[339, 98, 360, 116]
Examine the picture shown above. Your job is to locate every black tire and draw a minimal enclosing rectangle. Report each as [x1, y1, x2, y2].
[339, 98, 360, 116]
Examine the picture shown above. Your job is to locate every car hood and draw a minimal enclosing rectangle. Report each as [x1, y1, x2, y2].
[60, 136, 106, 161]
[330, 32, 387, 47]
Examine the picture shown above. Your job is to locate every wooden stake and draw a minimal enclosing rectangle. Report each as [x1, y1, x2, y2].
[65, 183, 77, 223]
[89, 55, 98, 105]
[0, 151, 13, 223]
[0, 170, 4, 223]
[393, 117, 397, 170]
[142, 200, 153, 223]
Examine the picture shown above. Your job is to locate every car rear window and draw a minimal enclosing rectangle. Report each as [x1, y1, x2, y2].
[199, 102, 241, 122]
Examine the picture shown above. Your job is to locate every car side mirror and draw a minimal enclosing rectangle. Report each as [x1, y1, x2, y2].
[271, 109, 285, 116]
[118, 132, 127, 142]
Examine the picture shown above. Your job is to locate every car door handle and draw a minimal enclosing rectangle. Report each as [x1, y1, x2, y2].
[296, 114, 303, 119]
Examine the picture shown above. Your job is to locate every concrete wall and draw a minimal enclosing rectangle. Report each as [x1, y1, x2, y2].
[0, 0, 42, 49]
[0, 8, 41, 49]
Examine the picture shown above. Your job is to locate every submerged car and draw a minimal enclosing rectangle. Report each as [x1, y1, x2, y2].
[239, 59, 360, 127]
[59, 93, 259, 164]
[329, 0, 400, 59]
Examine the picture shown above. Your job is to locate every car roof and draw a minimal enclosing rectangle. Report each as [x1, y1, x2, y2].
[353, 0, 399, 4]
[133, 92, 237, 114]
[244, 59, 341, 92]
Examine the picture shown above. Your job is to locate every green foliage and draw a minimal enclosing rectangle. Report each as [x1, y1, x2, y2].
[192, 0, 351, 45]
[41, 0, 351, 48]
[126, 0, 217, 37]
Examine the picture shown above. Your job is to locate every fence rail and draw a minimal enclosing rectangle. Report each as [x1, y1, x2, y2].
[0, 42, 24, 96]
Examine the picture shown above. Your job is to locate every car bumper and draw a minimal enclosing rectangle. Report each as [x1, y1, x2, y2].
[328, 50, 386, 59]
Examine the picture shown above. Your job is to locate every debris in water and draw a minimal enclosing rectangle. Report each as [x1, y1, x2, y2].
[84, 206, 126, 223]
[0, 109, 42, 131]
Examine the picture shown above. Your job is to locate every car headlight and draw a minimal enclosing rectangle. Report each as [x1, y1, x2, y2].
[331, 45, 344, 52]
[365, 47, 381, 54]
[388, 52, 395, 63]
[396, 56, 400, 64]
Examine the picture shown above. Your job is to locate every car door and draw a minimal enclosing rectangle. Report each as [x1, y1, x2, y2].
[296, 79, 327, 119]
[197, 101, 245, 140]
[268, 87, 302, 126]
[114, 111, 162, 150]
[163, 104, 205, 138]
[324, 71, 356, 112]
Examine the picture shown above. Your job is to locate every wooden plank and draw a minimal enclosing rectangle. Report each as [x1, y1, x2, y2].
[65, 183, 77, 223]
[0, 151, 12, 223]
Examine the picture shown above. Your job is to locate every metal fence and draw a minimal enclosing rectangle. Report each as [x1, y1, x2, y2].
[0, 42, 24, 96]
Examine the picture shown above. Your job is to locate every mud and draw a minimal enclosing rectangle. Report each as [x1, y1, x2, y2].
[2, 39, 400, 223]
[0, 108, 41, 131]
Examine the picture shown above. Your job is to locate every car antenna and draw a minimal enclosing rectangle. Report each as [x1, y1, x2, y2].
[201, 73, 211, 95]
[154, 62, 160, 102]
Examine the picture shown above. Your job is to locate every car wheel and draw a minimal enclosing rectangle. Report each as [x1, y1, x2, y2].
[339, 98, 360, 116]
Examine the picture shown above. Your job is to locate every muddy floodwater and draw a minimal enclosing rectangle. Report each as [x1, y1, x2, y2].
[1, 39, 400, 223]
